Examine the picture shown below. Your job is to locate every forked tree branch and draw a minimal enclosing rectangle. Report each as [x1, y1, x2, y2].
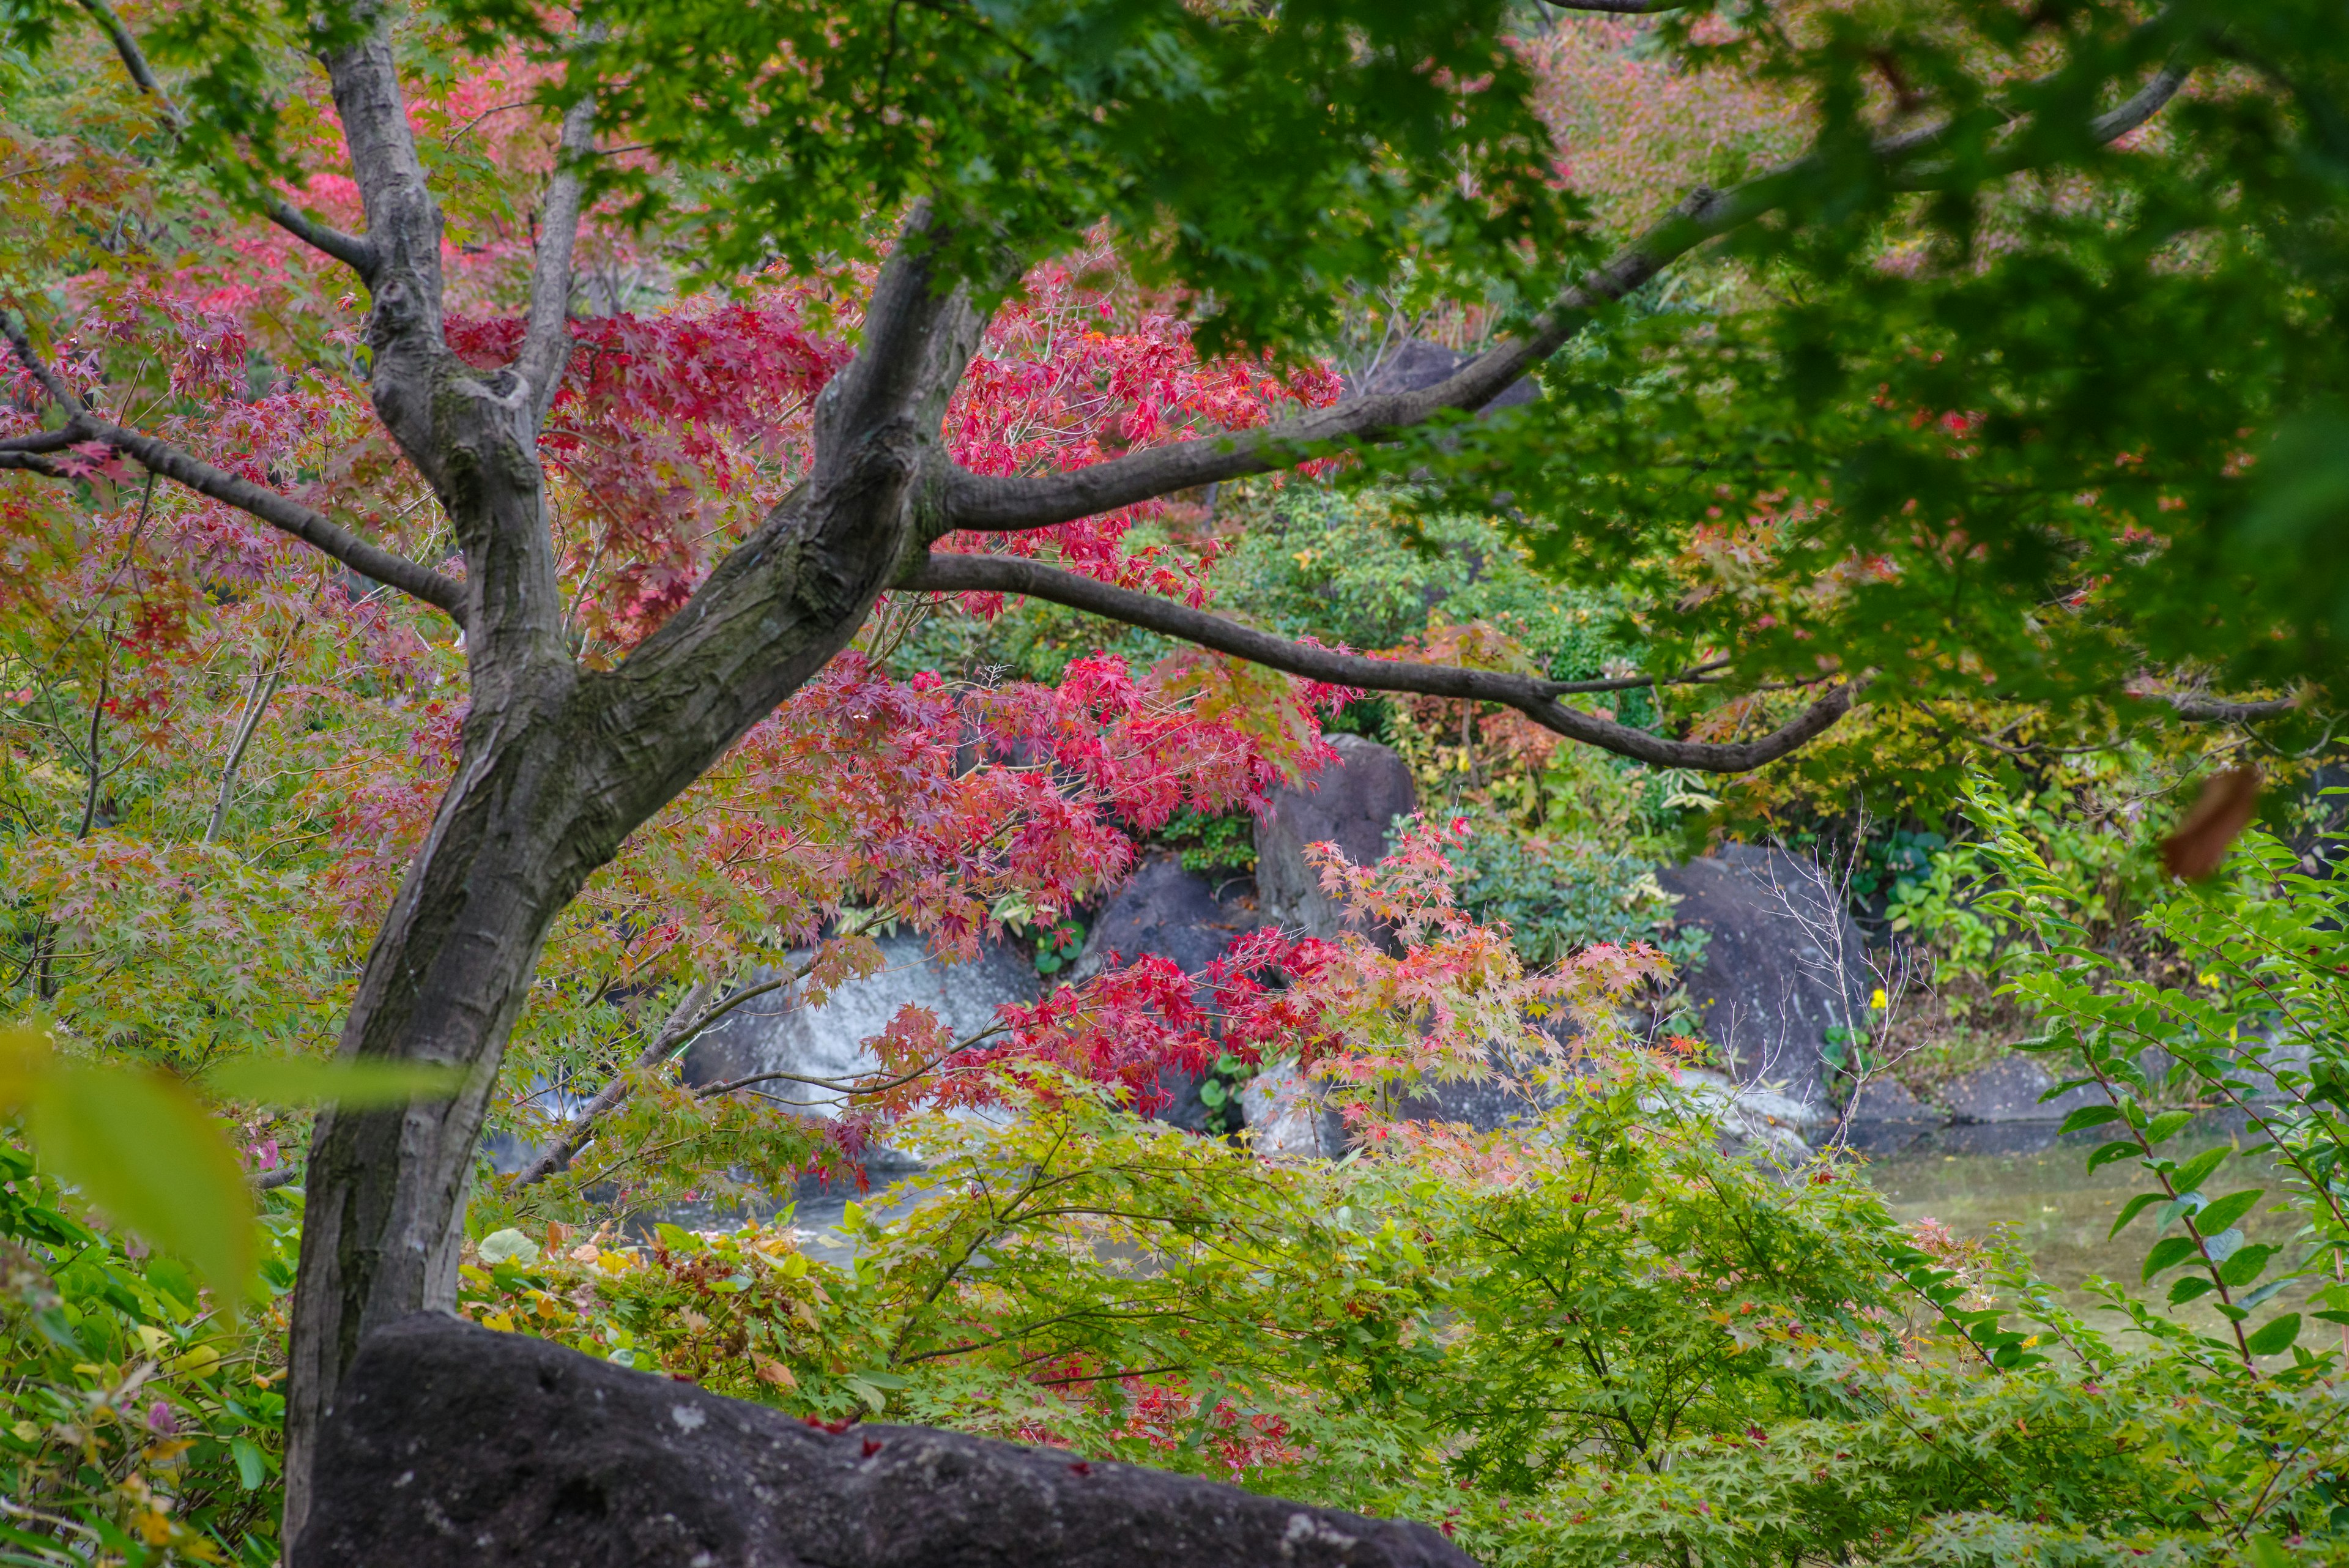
[905, 552, 1857, 772]
[72, 0, 377, 277]
[936, 45, 2194, 538]
[0, 315, 469, 625]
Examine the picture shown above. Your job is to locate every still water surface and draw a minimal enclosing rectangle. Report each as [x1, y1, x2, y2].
[1857, 1117, 2322, 1346]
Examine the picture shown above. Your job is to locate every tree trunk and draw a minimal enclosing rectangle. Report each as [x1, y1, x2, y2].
[280, 199, 980, 1536]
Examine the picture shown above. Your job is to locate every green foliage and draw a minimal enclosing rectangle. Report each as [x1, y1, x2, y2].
[1442, 823, 1707, 971]
[0, 1024, 460, 1307]
[1359, 1, 2349, 746]
[470, 1063, 2349, 1563]
[525, 0, 1583, 351]
[0, 1140, 291, 1566]
[1969, 790, 2349, 1373]
[1211, 489, 1631, 679]
[1146, 806, 1255, 879]
[1030, 915, 1086, 977]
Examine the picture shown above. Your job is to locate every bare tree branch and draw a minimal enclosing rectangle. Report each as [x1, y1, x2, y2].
[509, 980, 714, 1191]
[71, 0, 377, 277]
[80, 414, 469, 625]
[2166, 694, 2301, 723]
[935, 46, 2195, 539]
[0, 313, 469, 625]
[1541, 1, 1688, 12]
[906, 552, 1857, 772]
[2091, 62, 2192, 143]
[517, 86, 599, 427]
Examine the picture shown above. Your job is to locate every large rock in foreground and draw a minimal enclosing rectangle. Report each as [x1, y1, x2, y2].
[296, 1314, 1468, 1568]
[1653, 844, 1869, 1119]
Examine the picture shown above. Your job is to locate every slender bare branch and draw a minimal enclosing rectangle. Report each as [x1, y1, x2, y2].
[1554, 656, 1734, 695]
[509, 981, 714, 1191]
[89, 414, 466, 622]
[2167, 694, 2301, 723]
[517, 85, 599, 427]
[906, 552, 1857, 772]
[1, 309, 468, 623]
[204, 614, 302, 844]
[71, 0, 377, 277]
[937, 45, 2195, 539]
[2090, 62, 2191, 143]
[696, 1022, 1010, 1102]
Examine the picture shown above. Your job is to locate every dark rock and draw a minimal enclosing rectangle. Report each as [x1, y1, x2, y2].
[1075, 855, 1263, 1132]
[1359, 338, 1537, 412]
[297, 1313, 1469, 1568]
[1085, 855, 1256, 980]
[1653, 845, 1871, 1116]
[1256, 735, 1417, 943]
[1846, 1076, 1940, 1124]
[1939, 1055, 2112, 1124]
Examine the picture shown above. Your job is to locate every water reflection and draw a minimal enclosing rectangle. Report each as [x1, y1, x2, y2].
[1857, 1113, 2317, 1343]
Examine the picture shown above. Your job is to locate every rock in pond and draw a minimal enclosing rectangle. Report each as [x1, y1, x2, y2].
[295, 1313, 1471, 1568]
[1843, 1075, 1939, 1124]
[1653, 845, 1871, 1118]
[1938, 1054, 2112, 1124]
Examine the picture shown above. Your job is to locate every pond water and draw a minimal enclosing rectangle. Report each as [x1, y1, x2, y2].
[1855, 1115, 2326, 1349]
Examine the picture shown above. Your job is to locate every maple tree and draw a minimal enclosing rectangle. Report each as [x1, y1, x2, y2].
[1, 0, 2342, 1540]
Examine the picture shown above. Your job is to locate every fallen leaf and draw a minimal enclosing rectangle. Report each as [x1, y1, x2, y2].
[2162, 767, 2262, 880]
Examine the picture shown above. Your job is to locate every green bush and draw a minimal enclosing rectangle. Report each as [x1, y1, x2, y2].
[1441, 820, 1709, 972]
[0, 1144, 291, 1566]
[477, 1055, 2348, 1565]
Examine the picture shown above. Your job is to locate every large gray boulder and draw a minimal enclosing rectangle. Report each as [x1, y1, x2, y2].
[1652, 845, 1869, 1118]
[1082, 855, 1256, 980]
[680, 933, 1038, 1117]
[1256, 735, 1417, 943]
[295, 1313, 1469, 1568]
